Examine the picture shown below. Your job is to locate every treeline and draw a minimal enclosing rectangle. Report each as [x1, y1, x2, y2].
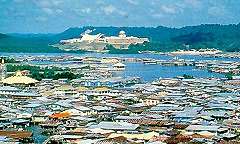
[0, 57, 19, 63]
[6, 64, 82, 80]
[106, 42, 186, 54]
[0, 36, 63, 53]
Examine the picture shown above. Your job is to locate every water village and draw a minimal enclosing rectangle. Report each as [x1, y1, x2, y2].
[0, 52, 240, 144]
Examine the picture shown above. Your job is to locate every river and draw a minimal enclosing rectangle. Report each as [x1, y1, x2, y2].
[1, 52, 235, 82]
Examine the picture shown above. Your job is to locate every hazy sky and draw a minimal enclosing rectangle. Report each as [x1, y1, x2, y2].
[0, 0, 240, 33]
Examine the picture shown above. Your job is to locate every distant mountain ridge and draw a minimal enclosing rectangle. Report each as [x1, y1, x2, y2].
[1, 23, 240, 53]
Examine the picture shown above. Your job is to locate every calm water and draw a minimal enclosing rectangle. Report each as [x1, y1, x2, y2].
[1, 52, 230, 82]
[117, 63, 224, 82]
[1, 52, 240, 61]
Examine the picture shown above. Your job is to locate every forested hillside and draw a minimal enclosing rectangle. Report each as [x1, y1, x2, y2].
[1, 23, 240, 53]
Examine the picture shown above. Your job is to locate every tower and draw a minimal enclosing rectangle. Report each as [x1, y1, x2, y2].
[0, 59, 6, 80]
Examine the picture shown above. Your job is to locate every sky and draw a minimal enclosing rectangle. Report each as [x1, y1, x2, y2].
[0, 0, 240, 33]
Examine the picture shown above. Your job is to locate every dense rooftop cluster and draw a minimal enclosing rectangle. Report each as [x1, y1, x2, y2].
[0, 53, 240, 143]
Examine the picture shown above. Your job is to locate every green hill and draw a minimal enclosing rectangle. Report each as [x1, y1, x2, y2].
[1, 23, 240, 53]
[0, 36, 62, 53]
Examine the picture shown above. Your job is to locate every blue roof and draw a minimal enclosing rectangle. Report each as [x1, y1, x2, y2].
[0, 136, 8, 142]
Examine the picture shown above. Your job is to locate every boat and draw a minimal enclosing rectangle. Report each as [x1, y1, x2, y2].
[113, 63, 126, 71]
[142, 59, 157, 65]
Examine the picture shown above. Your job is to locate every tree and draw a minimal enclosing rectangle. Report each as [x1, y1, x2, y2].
[225, 73, 233, 80]
[183, 74, 194, 79]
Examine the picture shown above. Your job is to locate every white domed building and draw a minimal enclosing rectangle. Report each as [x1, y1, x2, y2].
[106, 30, 149, 49]
[118, 31, 126, 38]
[57, 30, 149, 51]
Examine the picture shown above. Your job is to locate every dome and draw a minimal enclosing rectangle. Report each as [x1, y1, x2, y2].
[119, 30, 125, 35]
[1, 71, 39, 85]
[119, 30, 126, 38]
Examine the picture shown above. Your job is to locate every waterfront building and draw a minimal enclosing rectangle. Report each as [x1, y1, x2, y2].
[0, 130, 33, 143]
[0, 86, 21, 96]
[1, 54, 240, 143]
[89, 121, 139, 131]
